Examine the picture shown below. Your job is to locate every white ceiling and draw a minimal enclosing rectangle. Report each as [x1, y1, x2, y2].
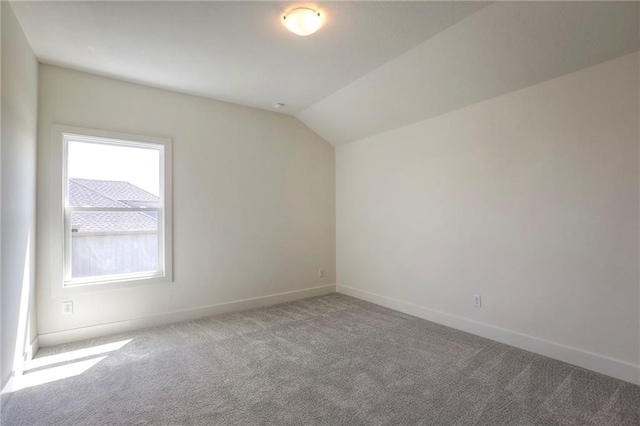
[10, 1, 639, 147]
[10, 1, 488, 115]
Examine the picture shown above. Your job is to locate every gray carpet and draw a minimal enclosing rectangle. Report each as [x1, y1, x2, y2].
[2, 294, 639, 425]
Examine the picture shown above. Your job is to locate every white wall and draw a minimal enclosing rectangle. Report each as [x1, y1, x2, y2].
[1, 2, 38, 389]
[37, 65, 335, 343]
[336, 53, 640, 383]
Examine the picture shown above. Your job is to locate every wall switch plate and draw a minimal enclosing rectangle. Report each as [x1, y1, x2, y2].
[472, 294, 482, 308]
[319, 268, 325, 278]
[62, 301, 74, 315]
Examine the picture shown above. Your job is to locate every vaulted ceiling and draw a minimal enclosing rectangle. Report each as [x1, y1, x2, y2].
[10, 1, 488, 114]
[298, 1, 640, 145]
[11, 1, 640, 147]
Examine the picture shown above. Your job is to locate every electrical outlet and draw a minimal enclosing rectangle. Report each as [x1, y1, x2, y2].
[319, 268, 325, 278]
[472, 294, 482, 308]
[62, 301, 74, 315]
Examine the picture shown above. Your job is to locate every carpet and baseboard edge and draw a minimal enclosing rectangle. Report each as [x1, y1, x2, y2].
[1, 373, 16, 410]
[337, 284, 640, 386]
[38, 284, 336, 348]
[1, 336, 40, 407]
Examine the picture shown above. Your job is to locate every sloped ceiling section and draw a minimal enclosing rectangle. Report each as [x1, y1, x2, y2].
[297, 2, 640, 147]
[9, 1, 488, 115]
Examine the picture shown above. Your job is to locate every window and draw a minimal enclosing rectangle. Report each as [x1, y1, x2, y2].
[54, 126, 172, 287]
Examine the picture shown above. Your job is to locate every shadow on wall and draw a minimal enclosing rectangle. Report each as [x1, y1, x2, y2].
[11, 230, 32, 381]
[5, 229, 128, 393]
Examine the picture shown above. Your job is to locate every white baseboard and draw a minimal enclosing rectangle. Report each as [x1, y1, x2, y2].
[39, 284, 336, 347]
[28, 336, 40, 360]
[337, 284, 640, 386]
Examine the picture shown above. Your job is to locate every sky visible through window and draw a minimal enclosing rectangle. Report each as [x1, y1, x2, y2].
[68, 140, 160, 196]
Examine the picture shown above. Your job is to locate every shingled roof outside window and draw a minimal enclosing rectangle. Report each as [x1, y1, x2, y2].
[69, 178, 159, 233]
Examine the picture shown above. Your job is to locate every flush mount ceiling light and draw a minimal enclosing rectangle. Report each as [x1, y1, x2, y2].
[283, 8, 323, 36]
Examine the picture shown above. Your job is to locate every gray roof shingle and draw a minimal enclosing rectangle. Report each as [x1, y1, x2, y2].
[70, 178, 159, 205]
[71, 211, 157, 233]
[69, 179, 159, 233]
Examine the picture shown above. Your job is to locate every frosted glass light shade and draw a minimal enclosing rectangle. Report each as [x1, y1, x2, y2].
[283, 8, 323, 36]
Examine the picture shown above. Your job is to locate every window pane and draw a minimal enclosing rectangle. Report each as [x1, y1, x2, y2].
[66, 137, 163, 283]
[71, 211, 159, 279]
[67, 140, 160, 206]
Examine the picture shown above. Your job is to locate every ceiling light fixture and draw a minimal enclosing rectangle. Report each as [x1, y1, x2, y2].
[283, 8, 323, 36]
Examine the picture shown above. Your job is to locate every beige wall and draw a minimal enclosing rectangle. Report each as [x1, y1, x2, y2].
[37, 65, 335, 341]
[1, 2, 39, 389]
[336, 53, 640, 383]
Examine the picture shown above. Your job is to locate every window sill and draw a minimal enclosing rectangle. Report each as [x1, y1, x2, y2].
[58, 273, 174, 294]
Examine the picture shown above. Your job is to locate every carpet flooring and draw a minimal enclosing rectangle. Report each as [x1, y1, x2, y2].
[2, 294, 639, 425]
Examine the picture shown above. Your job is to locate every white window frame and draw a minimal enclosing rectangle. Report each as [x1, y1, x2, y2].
[52, 125, 173, 289]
